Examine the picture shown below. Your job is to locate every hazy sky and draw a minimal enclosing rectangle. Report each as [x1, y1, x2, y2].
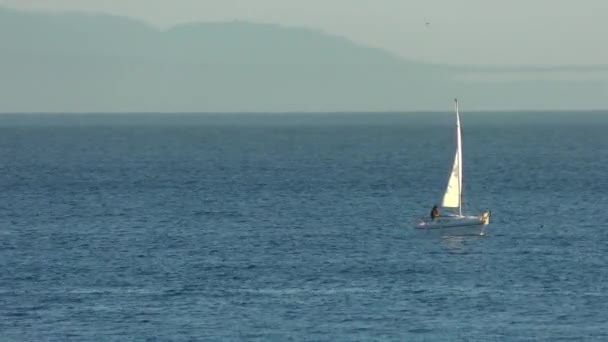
[2, 0, 607, 66]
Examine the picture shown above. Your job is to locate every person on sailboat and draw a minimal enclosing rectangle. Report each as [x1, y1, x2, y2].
[430, 205, 440, 220]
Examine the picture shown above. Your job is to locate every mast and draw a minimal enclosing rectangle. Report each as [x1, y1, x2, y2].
[455, 98, 463, 216]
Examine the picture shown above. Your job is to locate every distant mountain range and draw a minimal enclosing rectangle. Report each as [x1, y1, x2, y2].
[1, 7, 606, 112]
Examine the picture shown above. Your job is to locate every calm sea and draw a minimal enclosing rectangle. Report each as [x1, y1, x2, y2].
[1, 112, 607, 341]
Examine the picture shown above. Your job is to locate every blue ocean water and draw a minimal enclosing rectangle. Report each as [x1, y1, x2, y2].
[1, 111, 607, 341]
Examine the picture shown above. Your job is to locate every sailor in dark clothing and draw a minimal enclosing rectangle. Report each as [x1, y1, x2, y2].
[430, 205, 440, 220]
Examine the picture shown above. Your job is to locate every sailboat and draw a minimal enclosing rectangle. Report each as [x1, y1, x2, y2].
[415, 99, 491, 235]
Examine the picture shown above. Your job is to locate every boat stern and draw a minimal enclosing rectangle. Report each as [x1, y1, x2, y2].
[481, 210, 491, 225]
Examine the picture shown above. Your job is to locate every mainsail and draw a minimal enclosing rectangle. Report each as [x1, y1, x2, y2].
[441, 99, 463, 215]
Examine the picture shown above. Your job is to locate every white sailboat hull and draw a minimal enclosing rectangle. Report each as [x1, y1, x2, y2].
[415, 212, 491, 236]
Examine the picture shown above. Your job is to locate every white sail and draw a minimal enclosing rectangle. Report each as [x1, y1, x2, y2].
[441, 99, 463, 214]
